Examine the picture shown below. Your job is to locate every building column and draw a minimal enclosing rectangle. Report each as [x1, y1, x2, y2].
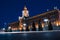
[38, 20, 43, 31]
[32, 21, 36, 31]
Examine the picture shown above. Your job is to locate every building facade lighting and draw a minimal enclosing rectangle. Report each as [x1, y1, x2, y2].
[23, 27, 26, 31]
[23, 23, 26, 26]
[8, 26, 11, 30]
[44, 19, 49, 22]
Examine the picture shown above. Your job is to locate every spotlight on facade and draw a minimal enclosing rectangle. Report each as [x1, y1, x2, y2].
[19, 27, 22, 31]
[23, 27, 26, 31]
[23, 23, 26, 26]
[44, 19, 49, 22]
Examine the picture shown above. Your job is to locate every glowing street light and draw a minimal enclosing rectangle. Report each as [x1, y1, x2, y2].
[8, 26, 11, 30]
[44, 19, 49, 26]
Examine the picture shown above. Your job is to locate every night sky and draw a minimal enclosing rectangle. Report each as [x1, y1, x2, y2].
[0, 0, 60, 28]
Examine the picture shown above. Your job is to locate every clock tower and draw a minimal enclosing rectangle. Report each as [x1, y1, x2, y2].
[22, 6, 29, 18]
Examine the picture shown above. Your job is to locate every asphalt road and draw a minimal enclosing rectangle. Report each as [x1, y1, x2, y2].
[0, 31, 60, 40]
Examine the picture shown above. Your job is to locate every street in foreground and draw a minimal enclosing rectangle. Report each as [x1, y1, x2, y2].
[0, 30, 60, 40]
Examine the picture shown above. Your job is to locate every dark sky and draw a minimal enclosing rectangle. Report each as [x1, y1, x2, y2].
[0, 0, 60, 27]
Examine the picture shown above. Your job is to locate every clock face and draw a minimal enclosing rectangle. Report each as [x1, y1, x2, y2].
[22, 8, 29, 17]
[22, 10, 29, 14]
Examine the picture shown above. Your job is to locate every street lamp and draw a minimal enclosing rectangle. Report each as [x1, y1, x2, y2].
[23, 27, 26, 31]
[8, 26, 11, 29]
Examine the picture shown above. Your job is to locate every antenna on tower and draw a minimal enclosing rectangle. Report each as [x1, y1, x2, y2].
[24, 0, 27, 6]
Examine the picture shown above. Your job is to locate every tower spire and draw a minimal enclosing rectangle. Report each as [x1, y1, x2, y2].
[22, 0, 29, 18]
[22, 6, 29, 18]
[24, 6, 27, 10]
[24, 0, 27, 6]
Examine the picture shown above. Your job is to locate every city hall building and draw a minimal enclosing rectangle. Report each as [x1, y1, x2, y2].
[9, 6, 60, 31]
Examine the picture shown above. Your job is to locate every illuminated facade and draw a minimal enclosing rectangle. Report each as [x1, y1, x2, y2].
[9, 6, 60, 31]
